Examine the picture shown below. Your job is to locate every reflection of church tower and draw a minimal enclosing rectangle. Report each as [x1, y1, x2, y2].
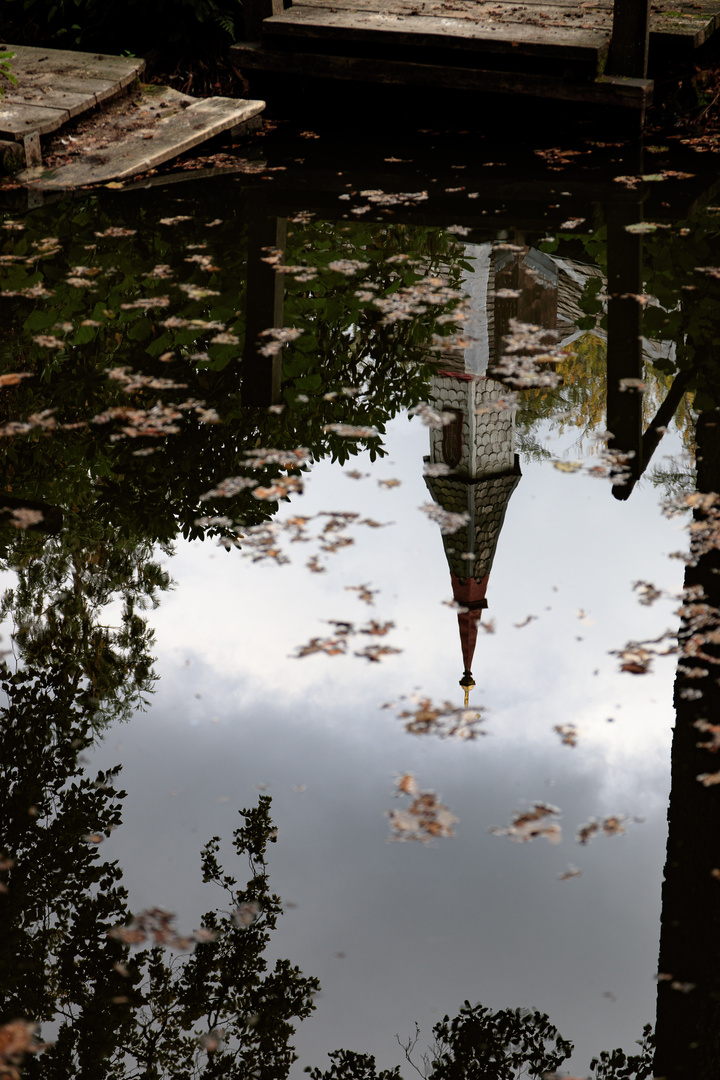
[425, 242, 522, 703]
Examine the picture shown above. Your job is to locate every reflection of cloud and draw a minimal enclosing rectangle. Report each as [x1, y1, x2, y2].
[89, 412, 683, 1078]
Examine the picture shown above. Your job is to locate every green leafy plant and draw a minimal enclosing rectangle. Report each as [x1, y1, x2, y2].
[0, 49, 17, 98]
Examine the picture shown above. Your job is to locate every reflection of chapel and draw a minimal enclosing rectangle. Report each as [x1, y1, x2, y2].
[424, 240, 602, 702]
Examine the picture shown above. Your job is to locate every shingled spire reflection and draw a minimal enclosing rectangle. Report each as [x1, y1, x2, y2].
[424, 242, 521, 705]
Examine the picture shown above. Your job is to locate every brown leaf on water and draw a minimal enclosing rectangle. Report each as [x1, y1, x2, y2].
[554, 724, 578, 747]
[0, 1019, 49, 1075]
[345, 583, 378, 606]
[694, 719, 720, 752]
[0, 373, 33, 387]
[558, 866, 582, 881]
[354, 644, 402, 662]
[633, 580, 663, 606]
[323, 423, 379, 438]
[396, 773, 419, 796]
[33, 335, 65, 349]
[360, 619, 394, 637]
[697, 770, 720, 786]
[388, 693, 486, 740]
[577, 816, 627, 843]
[294, 633, 349, 658]
[490, 802, 562, 844]
[252, 475, 303, 502]
[388, 778, 458, 842]
[108, 908, 215, 950]
[420, 503, 470, 535]
[514, 615, 537, 629]
[1, 507, 44, 529]
[619, 647, 652, 674]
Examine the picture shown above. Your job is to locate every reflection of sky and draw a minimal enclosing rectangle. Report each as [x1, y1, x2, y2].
[88, 407, 687, 1076]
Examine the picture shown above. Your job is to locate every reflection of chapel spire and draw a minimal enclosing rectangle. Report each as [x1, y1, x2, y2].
[424, 242, 521, 702]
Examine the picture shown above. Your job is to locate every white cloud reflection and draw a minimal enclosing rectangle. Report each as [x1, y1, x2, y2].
[91, 411, 682, 1077]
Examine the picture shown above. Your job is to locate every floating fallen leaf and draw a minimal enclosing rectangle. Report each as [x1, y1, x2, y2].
[33, 335, 65, 349]
[388, 777, 458, 842]
[554, 724, 578, 747]
[697, 770, 720, 786]
[577, 816, 627, 844]
[232, 901, 262, 927]
[490, 803, 562, 844]
[387, 693, 486, 739]
[0, 373, 33, 387]
[108, 908, 213, 950]
[323, 424, 379, 438]
[345, 583, 378, 606]
[420, 503, 469, 535]
[514, 615, 537, 629]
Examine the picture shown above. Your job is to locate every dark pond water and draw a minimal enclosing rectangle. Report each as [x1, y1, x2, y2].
[1, 125, 720, 1080]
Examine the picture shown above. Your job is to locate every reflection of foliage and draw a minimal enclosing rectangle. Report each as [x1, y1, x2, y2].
[310, 1003, 573, 1080]
[429, 1002, 572, 1080]
[307, 1050, 402, 1080]
[111, 796, 319, 1080]
[589, 1023, 654, 1080]
[0, 777, 318, 1078]
[310, 1009, 655, 1080]
[0, 196, 466, 542]
[282, 221, 465, 466]
[1, 525, 168, 723]
[549, 207, 720, 418]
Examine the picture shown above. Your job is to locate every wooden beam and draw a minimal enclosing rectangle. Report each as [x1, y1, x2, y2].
[262, 6, 610, 62]
[242, 210, 287, 407]
[606, 199, 645, 499]
[244, 0, 290, 41]
[232, 41, 653, 107]
[608, 0, 651, 77]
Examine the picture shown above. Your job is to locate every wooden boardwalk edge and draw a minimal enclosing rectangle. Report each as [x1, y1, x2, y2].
[231, 42, 653, 107]
[19, 97, 266, 190]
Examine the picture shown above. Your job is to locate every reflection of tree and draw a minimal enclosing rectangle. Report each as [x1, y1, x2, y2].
[308, 1002, 572, 1080]
[0, 782, 319, 1079]
[0, 501, 316, 1076]
[307, 1007, 657, 1080]
[654, 409, 720, 1080]
[0, 199, 465, 544]
[1, 524, 169, 724]
[427, 1002, 572, 1080]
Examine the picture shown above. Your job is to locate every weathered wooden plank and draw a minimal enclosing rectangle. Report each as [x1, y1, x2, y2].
[291, 0, 720, 43]
[651, 10, 720, 42]
[262, 6, 610, 61]
[298, 0, 614, 29]
[0, 100, 70, 137]
[2, 85, 98, 120]
[295, 0, 720, 17]
[0, 45, 146, 141]
[7, 44, 145, 87]
[20, 97, 266, 190]
[232, 40, 652, 105]
[17, 73, 121, 105]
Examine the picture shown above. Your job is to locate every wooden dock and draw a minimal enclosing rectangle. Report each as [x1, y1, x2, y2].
[1, 45, 265, 186]
[232, 0, 720, 113]
[0, 45, 145, 168]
